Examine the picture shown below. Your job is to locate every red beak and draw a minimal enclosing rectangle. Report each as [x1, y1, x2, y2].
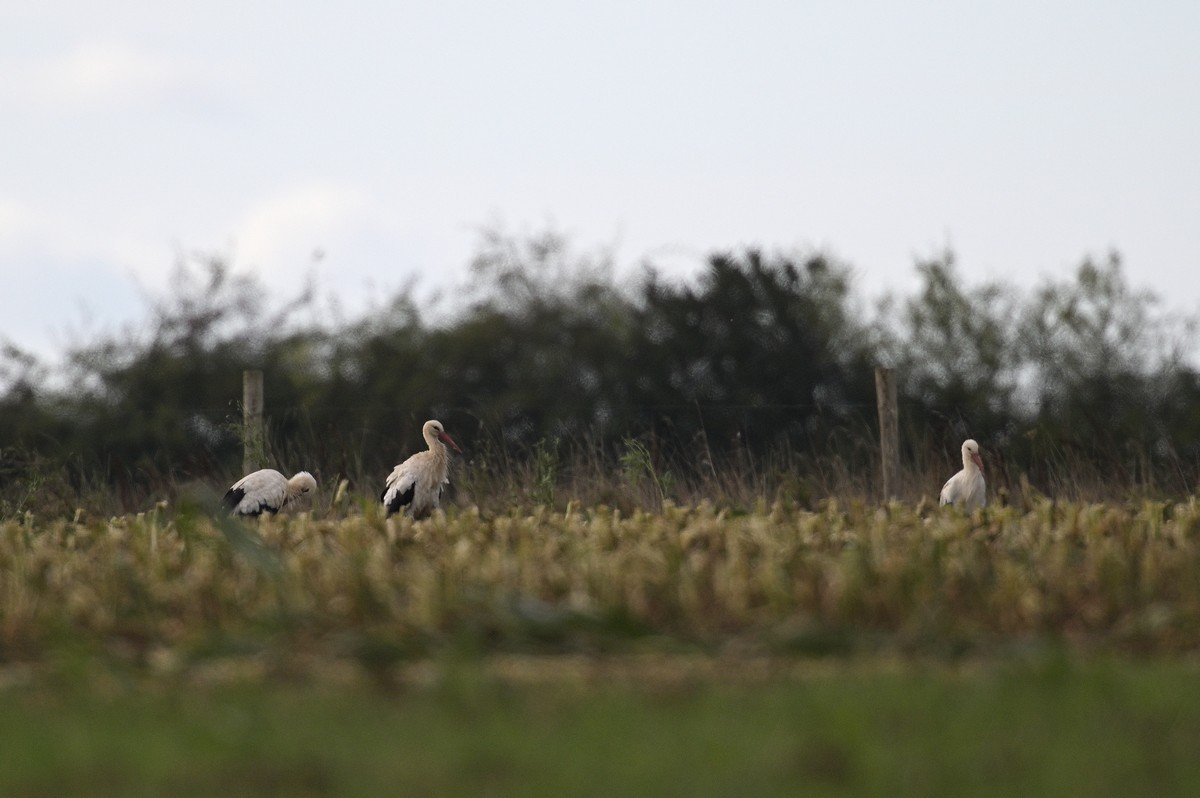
[971, 452, 984, 472]
[439, 432, 462, 453]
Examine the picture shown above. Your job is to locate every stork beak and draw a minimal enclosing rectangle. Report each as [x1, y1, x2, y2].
[439, 432, 462, 453]
[972, 452, 984, 472]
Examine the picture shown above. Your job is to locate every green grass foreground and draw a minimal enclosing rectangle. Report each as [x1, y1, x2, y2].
[1, 656, 1199, 797]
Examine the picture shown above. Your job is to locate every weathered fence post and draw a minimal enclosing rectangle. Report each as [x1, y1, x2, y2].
[875, 366, 899, 502]
[243, 369, 264, 474]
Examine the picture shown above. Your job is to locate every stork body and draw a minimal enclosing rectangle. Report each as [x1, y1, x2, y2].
[224, 469, 317, 516]
[381, 419, 462, 519]
[939, 439, 986, 511]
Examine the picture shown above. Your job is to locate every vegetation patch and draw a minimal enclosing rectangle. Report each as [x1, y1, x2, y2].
[3, 499, 1200, 678]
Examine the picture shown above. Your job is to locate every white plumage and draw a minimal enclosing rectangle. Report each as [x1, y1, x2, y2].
[224, 469, 317, 516]
[939, 438, 986, 511]
[381, 419, 462, 519]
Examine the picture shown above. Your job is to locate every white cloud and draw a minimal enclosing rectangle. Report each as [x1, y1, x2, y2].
[0, 196, 42, 242]
[232, 184, 375, 278]
[0, 41, 243, 112]
[46, 43, 173, 102]
[0, 194, 142, 357]
[0, 194, 168, 301]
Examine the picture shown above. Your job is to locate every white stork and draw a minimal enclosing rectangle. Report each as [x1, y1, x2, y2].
[224, 469, 317, 516]
[381, 419, 462, 519]
[939, 438, 986, 511]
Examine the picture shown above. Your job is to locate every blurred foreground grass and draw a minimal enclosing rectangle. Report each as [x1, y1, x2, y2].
[3, 498, 1200, 668]
[2, 656, 1199, 797]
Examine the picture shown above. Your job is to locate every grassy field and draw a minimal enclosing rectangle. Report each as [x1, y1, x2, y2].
[1, 657, 1199, 797]
[2, 497, 1200, 794]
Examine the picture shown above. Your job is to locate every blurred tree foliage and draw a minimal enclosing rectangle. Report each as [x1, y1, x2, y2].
[1, 233, 1198, 510]
[628, 251, 879, 460]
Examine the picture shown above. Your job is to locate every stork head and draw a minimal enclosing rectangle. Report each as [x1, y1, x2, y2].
[962, 439, 983, 472]
[425, 419, 463, 453]
[289, 471, 318, 495]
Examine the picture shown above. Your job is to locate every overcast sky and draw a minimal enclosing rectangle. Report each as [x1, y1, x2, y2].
[2, 0, 1198, 359]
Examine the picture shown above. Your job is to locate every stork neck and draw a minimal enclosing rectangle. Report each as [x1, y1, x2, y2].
[425, 434, 448, 461]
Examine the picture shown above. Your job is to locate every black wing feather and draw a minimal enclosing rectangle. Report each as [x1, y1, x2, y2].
[382, 484, 416, 517]
[223, 487, 246, 511]
[224, 486, 279, 516]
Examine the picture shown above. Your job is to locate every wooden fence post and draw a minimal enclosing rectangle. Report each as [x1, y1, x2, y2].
[875, 366, 899, 502]
[243, 369, 264, 474]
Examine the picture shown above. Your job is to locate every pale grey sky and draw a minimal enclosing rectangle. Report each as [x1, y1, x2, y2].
[2, 0, 1198, 359]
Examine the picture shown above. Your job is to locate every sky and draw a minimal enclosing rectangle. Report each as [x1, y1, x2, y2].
[2, 0, 1198, 361]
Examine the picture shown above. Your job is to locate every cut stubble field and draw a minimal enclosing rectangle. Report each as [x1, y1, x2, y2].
[2, 497, 1200, 795]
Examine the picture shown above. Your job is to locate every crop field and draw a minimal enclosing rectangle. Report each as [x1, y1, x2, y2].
[3, 497, 1200, 795]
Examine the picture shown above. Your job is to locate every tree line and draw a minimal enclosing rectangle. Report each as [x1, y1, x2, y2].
[2, 231, 1198, 513]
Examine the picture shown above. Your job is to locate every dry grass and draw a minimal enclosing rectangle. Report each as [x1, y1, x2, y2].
[2, 497, 1200, 683]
